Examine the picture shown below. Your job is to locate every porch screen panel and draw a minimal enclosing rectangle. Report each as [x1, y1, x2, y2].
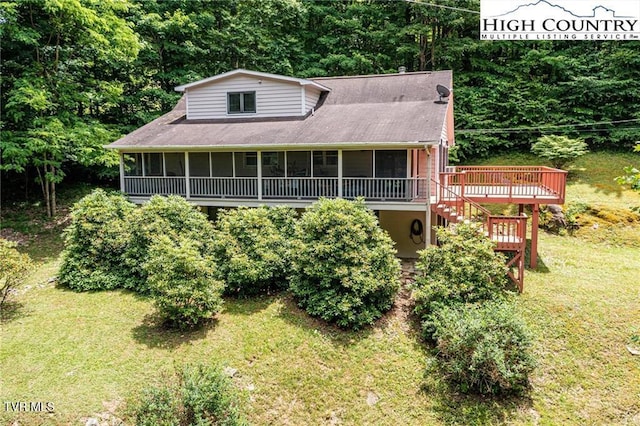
[190, 153, 210, 177]
[343, 151, 373, 177]
[262, 152, 285, 177]
[313, 151, 338, 177]
[235, 152, 257, 177]
[124, 153, 143, 176]
[165, 153, 185, 176]
[211, 152, 233, 177]
[287, 152, 311, 177]
[375, 150, 407, 178]
[143, 153, 163, 176]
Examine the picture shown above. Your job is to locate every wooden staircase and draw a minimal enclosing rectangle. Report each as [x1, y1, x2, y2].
[432, 179, 528, 292]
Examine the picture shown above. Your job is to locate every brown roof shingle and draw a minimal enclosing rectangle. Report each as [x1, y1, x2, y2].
[107, 70, 452, 150]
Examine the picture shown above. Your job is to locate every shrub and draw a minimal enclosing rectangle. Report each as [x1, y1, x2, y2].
[124, 195, 215, 292]
[289, 198, 400, 330]
[412, 224, 510, 338]
[531, 135, 588, 169]
[145, 235, 224, 330]
[58, 189, 134, 291]
[131, 364, 247, 426]
[213, 206, 296, 296]
[0, 239, 33, 309]
[430, 301, 536, 395]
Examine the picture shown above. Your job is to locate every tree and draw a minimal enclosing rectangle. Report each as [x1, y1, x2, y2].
[531, 135, 589, 169]
[0, 0, 140, 215]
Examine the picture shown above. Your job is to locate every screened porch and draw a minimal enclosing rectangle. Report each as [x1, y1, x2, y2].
[120, 149, 429, 202]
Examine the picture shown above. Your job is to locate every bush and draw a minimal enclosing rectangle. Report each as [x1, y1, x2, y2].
[58, 189, 134, 291]
[213, 206, 296, 296]
[531, 135, 588, 169]
[430, 301, 536, 395]
[0, 239, 33, 309]
[412, 223, 510, 337]
[131, 364, 247, 426]
[125, 195, 216, 292]
[145, 235, 224, 330]
[289, 198, 400, 330]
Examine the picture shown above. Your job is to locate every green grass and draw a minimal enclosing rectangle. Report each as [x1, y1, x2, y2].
[2, 154, 640, 425]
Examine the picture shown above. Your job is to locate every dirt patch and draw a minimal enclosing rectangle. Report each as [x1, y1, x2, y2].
[0, 228, 31, 245]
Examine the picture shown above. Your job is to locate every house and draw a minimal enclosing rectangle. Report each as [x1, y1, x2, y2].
[107, 69, 567, 291]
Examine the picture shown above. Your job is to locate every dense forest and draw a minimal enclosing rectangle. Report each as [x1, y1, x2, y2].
[1, 0, 639, 210]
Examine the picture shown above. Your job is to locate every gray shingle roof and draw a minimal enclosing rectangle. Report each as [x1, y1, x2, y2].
[107, 70, 452, 150]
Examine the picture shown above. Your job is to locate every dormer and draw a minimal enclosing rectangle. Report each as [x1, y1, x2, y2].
[174, 69, 331, 120]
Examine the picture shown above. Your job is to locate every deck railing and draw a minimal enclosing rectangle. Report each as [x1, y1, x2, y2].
[443, 166, 567, 203]
[433, 178, 527, 252]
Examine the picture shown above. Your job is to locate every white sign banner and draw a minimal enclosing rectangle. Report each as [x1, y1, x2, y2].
[480, 0, 640, 40]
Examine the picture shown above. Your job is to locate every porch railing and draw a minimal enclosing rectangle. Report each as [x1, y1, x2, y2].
[262, 178, 338, 199]
[343, 178, 427, 201]
[124, 177, 186, 196]
[443, 166, 567, 203]
[190, 177, 258, 198]
[124, 176, 428, 202]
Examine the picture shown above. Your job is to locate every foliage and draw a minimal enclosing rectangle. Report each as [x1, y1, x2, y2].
[58, 189, 134, 291]
[213, 206, 296, 296]
[289, 198, 400, 330]
[124, 195, 215, 292]
[0, 239, 33, 309]
[131, 364, 247, 426]
[531, 135, 589, 169]
[430, 301, 536, 395]
[0, 0, 139, 215]
[615, 143, 640, 191]
[145, 235, 224, 330]
[412, 223, 510, 338]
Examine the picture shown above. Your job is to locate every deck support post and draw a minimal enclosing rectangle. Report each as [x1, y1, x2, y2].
[530, 203, 539, 268]
[518, 204, 524, 215]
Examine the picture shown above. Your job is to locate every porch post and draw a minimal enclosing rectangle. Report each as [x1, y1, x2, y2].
[185, 152, 190, 199]
[257, 151, 263, 200]
[425, 147, 432, 246]
[530, 204, 539, 269]
[338, 149, 343, 198]
[119, 152, 125, 193]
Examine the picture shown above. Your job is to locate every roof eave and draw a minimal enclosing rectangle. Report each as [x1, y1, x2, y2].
[174, 69, 331, 93]
[105, 141, 438, 151]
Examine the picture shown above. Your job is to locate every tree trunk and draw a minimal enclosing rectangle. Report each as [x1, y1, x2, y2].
[51, 166, 57, 216]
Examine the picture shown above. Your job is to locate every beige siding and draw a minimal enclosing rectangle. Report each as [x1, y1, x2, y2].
[305, 87, 322, 112]
[378, 210, 428, 258]
[187, 76, 303, 119]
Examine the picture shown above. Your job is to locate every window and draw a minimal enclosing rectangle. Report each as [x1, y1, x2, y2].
[227, 91, 256, 114]
[236, 152, 257, 177]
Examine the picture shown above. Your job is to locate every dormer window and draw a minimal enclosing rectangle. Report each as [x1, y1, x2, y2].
[227, 91, 256, 114]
